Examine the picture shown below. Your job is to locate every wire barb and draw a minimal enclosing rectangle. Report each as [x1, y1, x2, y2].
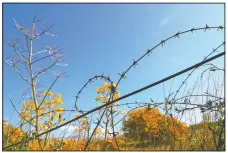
[146, 49, 151, 56]
[204, 24, 210, 32]
[191, 28, 195, 33]
[118, 72, 127, 79]
[161, 40, 166, 47]
[174, 31, 180, 38]
[217, 26, 224, 31]
[132, 59, 139, 67]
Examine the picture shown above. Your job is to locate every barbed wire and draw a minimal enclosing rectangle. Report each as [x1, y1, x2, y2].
[71, 25, 224, 150]
[3, 49, 225, 150]
[114, 93, 224, 127]
[73, 74, 118, 150]
[115, 25, 224, 87]
[4, 25, 225, 150]
[74, 74, 114, 113]
[74, 25, 224, 114]
[170, 42, 225, 102]
[111, 26, 224, 148]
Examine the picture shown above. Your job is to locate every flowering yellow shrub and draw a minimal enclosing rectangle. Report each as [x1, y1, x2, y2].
[123, 107, 188, 143]
[95, 82, 122, 142]
[3, 121, 25, 146]
[95, 82, 120, 103]
[19, 91, 65, 133]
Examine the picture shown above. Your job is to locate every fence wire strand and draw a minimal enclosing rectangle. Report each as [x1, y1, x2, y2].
[3, 50, 225, 150]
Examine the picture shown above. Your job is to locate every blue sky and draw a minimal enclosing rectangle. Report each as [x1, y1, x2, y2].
[3, 4, 224, 131]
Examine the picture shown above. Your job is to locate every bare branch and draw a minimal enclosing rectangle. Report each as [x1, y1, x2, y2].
[31, 51, 59, 65]
[4, 58, 31, 84]
[32, 49, 48, 56]
[34, 24, 53, 39]
[33, 61, 57, 79]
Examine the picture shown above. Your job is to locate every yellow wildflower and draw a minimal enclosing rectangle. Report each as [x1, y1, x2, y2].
[55, 107, 64, 113]
[39, 106, 47, 112]
[60, 119, 64, 124]
[42, 91, 52, 96]
[114, 93, 120, 99]
[96, 88, 105, 93]
[44, 113, 52, 117]
[49, 103, 55, 108]
[40, 99, 48, 104]
[112, 83, 117, 87]
[18, 131, 24, 137]
[55, 114, 61, 120]
[96, 88, 100, 92]
[50, 98, 56, 103]
[96, 95, 104, 102]
[14, 129, 21, 135]
[56, 99, 63, 105]
[26, 101, 35, 107]
[37, 110, 43, 117]
[103, 82, 111, 91]
[43, 125, 49, 131]
[11, 137, 17, 143]
[20, 112, 28, 121]
[50, 98, 63, 104]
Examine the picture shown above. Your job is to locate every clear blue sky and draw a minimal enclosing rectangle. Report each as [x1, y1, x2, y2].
[3, 4, 224, 128]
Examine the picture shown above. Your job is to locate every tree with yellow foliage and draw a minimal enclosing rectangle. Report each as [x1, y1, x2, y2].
[122, 107, 188, 149]
[3, 120, 26, 150]
[4, 17, 67, 150]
